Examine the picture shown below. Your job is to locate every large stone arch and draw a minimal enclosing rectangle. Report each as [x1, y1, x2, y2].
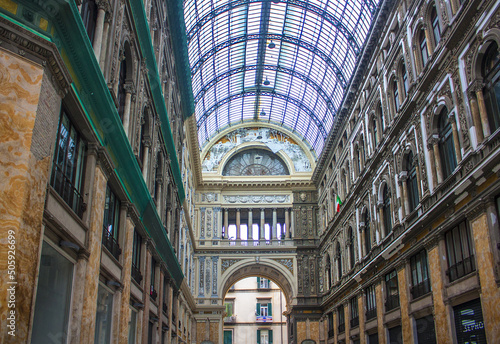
[219, 258, 297, 307]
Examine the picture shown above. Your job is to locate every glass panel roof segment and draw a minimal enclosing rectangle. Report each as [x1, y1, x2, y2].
[184, 0, 381, 156]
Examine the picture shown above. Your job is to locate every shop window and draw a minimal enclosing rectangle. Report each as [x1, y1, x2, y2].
[337, 305, 345, 333]
[102, 184, 122, 259]
[31, 242, 74, 344]
[51, 108, 87, 217]
[453, 299, 486, 344]
[365, 284, 377, 320]
[415, 315, 437, 344]
[385, 270, 399, 311]
[128, 308, 138, 344]
[388, 325, 402, 344]
[445, 221, 475, 282]
[482, 41, 500, 133]
[94, 284, 114, 343]
[410, 250, 431, 299]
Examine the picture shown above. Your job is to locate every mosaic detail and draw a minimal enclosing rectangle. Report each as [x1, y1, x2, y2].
[200, 207, 205, 238]
[202, 127, 313, 173]
[213, 207, 220, 239]
[199, 257, 205, 296]
[212, 256, 219, 296]
[206, 208, 212, 238]
[271, 258, 294, 274]
[205, 259, 211, 295]
[221, 259, 241, 274]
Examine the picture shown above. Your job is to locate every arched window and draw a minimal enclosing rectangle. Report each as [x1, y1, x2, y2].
[382, 184, 392, 235]
[482, 41, 500, 132]
[364, 211, 371, 255]
[348, 227, 355, 269]
[154, 151, 162, 202]
[377, 102, 385, 129]
[401, 62, 409, 95]
[431, 6, 441, 46]
[336, 242, 342, 281]
[438, 107, 457, 179]
[325, 254, 332, 289]
[419, 29, 429, 67]
[393, 79, 400, 112]
[406, 151, 419, 212]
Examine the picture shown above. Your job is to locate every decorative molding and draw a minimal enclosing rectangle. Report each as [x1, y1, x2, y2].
[221, 259, 241, 274]
[223, 194, 290, 204]
[271, 258, 294, 274]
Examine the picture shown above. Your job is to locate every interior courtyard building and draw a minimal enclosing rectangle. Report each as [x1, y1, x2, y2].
[1, 0, 500, 343]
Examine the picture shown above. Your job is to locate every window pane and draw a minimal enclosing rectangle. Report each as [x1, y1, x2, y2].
[31, 242, 74, 344]
[94, 284, 114, 343]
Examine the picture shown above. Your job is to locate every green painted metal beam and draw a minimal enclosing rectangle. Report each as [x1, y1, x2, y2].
[7, 0, 184, 288]
[166, 0, 195, 120]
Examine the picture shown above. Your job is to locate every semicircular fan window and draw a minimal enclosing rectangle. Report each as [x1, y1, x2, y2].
[222, 149, 289, 176]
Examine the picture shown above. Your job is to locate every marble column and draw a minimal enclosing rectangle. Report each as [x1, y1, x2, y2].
[118, 208, 135, 344]
[476, 89, 491, 138]
[272, 208, 277, 240]
[375, 281, 386, 344]
[426, 239, 453, 344]
[377, 202, 385, 239]
[248, 209, 253, 240]
[469, 95, 484, 143]
[142, 139, 151, 181]
[285, 208, 290, 239]
[92, 2, 107, 60]
[260, 208, 265, 240]
[122, 84, 134, 139]
[79, 163, 109, 343]
[432, 137, 444, 184]
[450, 118, 462, 163]
[141, 248, 153, 344]
[398, 262, 414, 344]
[469, 208, 500, 344]
[99, 15, 111, 69]
[427, 143, 438, 190]
[236, 209, 241, 240]
[358, 292, 366, 344]
[223, 208, 228, 239]
[0, 53, 52, 343]
[399, 173, 409, 217]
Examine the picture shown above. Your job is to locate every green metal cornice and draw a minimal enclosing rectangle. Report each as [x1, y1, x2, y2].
[166, 0, 195, 120]
[7, 0, 184, 288]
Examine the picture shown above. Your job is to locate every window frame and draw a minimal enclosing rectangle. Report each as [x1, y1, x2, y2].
[385, 270, 400, 311]
[445, 221, 476, 282]
[102, 184, 122, 259]
[410, 250, 431, 299]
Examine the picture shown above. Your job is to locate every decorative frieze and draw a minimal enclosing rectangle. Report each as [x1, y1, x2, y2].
[271, 258, 294, 274]
[221, 259, 241, 274]
[223, 194, 290, 204]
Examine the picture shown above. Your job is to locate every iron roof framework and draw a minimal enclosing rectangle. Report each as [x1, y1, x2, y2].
[184, 0, 380, 155]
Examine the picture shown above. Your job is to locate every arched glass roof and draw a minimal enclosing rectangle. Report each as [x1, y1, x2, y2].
[183, 0, 380, 155]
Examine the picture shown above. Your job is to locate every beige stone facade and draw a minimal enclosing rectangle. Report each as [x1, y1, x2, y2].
[0, 0, 500, 343]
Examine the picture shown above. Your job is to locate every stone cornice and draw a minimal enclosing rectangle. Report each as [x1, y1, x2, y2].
[0, 17, 72, 96]
[185, 115, 203, 187]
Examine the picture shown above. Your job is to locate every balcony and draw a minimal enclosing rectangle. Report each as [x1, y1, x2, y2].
[447, 256, 475, 282]
[131, 263, 143, 284]
[365, 308, 377, 321]
[224, 315, 236, 323]
[150, 288, 158, 301]
[338, 323, 345, 333]
[219, 239, 295, 247]
[256, 315, 273, 323]
[102, 228, 122, 260]
[51, 164, 85, 217]
[385, 294, 400, 311]
[410, 279, 431, 299]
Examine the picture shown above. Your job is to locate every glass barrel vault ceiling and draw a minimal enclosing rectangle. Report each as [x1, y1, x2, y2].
[183, 0, 380, 155]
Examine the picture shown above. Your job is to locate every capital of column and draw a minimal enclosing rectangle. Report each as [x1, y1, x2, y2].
[398, 171, 408, 182]
[123, 82, 136, 94]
